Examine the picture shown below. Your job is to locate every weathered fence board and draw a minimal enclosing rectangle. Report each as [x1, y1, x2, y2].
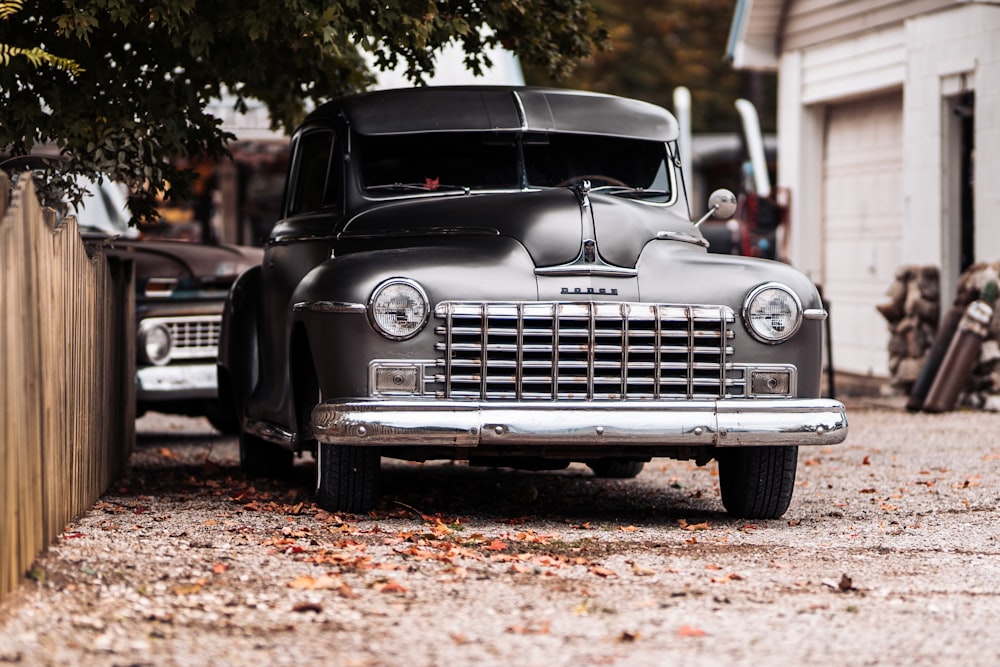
[1, 172, 134, 598]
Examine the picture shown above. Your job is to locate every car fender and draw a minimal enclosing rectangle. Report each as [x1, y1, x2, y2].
[636, 242, 826, 396]
[218, 265, 261, 416]
[290, 239, 539, 400]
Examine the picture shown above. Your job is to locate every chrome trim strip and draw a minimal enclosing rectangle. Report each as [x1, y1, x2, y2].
[244, 418, 295, 447]
[135, 363, 217, 401]
[511, 90, 529, 131]
[534, 263, 638, 277]
[655, 230, 710, 248]
[803, 308, 828, 321]
[312, 398, 848, 448]
[293, 300, 367, 313]
[339, 227, 501, 240]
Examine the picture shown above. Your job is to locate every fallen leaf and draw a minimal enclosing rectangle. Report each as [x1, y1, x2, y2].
[171, 580, 205, 595]
[628, 561, 656, 576]
[506, 623, 550, 635]
[292, 602, 323, 613]
[157, 447, 178, 459]
[618, 525, 640, 533]
[617, 630, 640, 643]
[589, 566, 617, 578]
[212, 563, 228, 575]
[678, 625, 707, 637]
[373, 580, 408, 594]
[956, 476, 982, 489]
[484, 539, 508, 552]
[288, 574, 344, 590]
[678, 519, 710, 531]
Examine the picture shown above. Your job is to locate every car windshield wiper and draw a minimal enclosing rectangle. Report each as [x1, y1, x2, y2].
[366, 182, 468, 193]
[605, 187, 671, 200]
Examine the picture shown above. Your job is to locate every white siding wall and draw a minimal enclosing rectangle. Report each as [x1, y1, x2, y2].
[902, 4, 1000, 306]
[777, 24, 906, 376]
[775, 2, 1000, 378]
[823, 94, 904, 375]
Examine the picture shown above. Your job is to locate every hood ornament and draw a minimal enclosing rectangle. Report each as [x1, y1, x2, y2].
[536, 182, 636, 278]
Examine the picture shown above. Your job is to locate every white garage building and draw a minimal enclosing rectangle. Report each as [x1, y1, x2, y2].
[727, 0, 1000, 379]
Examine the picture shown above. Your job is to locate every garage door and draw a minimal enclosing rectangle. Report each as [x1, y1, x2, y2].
[822, 91, 904, 377]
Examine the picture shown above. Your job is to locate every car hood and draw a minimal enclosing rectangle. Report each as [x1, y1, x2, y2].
[339, 189, 699, 269]
[86, 235, 263, 292]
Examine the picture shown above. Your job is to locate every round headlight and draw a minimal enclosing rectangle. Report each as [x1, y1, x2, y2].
[368, 278, 429, 340]
[743, 283, 802, 343]
[139, 322, 173, 365]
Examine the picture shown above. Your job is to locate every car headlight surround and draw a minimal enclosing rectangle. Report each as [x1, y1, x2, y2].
[368, 278, 430, 340]
[138, 321, 173, 365]
[743, 282, 803, 344]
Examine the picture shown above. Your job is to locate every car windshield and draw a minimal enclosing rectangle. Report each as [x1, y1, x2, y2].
[359, 132, 672, 202]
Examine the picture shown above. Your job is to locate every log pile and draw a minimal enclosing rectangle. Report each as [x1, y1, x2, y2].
[878, 263, 1000, 410]
[877, 265, 940, 392]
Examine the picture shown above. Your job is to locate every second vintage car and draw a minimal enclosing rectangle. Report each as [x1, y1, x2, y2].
[219, 86, 848, 519]
[2, 157, 263, 431]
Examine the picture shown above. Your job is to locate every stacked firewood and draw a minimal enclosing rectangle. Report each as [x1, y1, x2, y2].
[878, 262, 1000, 410]
[877, 265, 940, 391]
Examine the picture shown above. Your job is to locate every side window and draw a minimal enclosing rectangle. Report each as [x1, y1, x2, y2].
[288, 129, 339, 215]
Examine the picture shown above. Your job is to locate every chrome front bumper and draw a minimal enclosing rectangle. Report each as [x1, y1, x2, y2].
[311, 398, 848, 448]
[136, 362, 218, 401]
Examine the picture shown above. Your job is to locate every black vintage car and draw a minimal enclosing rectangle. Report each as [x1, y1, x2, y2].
[219, 87, 847, 519]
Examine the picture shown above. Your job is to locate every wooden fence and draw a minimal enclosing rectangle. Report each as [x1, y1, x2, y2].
[1, 172, 135, 599]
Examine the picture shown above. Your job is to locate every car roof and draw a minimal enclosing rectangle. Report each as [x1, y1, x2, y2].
[302, 86, 678, 142]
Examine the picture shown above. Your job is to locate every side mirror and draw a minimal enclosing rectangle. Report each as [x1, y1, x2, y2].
[694, 189, 737, 227]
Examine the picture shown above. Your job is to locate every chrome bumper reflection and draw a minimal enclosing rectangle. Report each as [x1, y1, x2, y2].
[136, 363, 217, 401]
[312, 399, 847, 448]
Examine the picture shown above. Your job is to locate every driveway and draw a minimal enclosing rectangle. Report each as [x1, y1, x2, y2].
[1, 399, 999, 666]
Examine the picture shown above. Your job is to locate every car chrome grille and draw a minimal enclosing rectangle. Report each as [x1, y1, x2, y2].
[434, 302, 744, 400]
[144, 315, 222, 360]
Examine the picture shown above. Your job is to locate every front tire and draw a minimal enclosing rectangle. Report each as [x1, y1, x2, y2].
[717, 446, 798, 519]
[239, 432, 294, 479]
[315, 443, 381, 514]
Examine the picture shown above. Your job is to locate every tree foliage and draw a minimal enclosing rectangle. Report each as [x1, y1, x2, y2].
[523, 0, 775, 135]
[0, 0, 606, 223]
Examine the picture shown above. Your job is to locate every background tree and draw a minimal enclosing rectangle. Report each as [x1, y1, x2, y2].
[523, 0, 775, 135]
[0, 0, 606, 222]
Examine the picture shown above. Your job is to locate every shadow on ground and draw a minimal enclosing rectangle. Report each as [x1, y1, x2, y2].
[126, 426, 728, 529]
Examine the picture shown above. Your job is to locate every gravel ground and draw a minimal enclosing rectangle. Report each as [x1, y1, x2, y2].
[2, 399, 1000, 666]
